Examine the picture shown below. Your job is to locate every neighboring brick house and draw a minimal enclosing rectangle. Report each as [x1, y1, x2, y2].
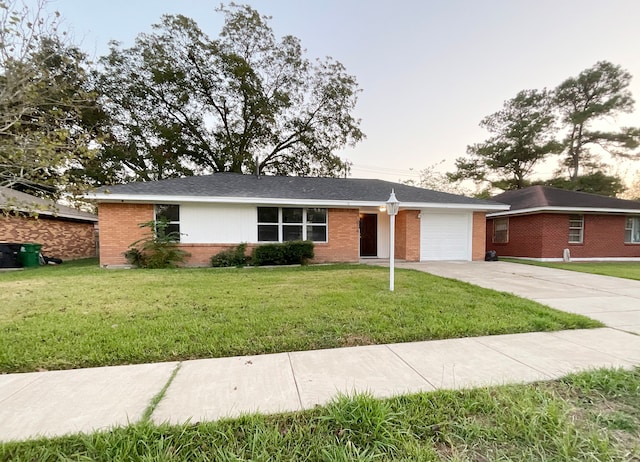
[0, 186, 98, 260]
[88, 174, 507, 267]
[486, 185, 640, 261]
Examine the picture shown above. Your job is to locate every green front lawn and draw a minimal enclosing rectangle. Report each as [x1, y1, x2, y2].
[2, 367, 639, 461]
[503, 259, 640, 281]
[0, 260, 599, 373]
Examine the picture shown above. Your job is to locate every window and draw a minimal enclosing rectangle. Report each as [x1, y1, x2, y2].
[257, 207, 327, 242]
[155, 204, 180, 241]
[625, 216, 640, 243]
[257, 207, 279, 242]
[306, 208, 328, 242]
[493, 218, 508, 243]
[568, 214, 584, 244]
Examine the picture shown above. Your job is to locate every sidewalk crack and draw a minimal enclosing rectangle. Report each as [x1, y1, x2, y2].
[141, 362, 182, 423]
[384, 344, 436, 390]
[287, 353, 304, 411]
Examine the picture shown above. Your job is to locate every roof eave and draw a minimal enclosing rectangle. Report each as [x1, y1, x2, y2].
[487, 206, 640, 218]
[87, 193, 508, 211]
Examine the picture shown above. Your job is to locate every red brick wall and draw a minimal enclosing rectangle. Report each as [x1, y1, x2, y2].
[313, 208, 360, 263]
[486, 214, 545, 258]
[98, 203, 154, 266]
[395, 210, 420, 261]
[395, 212, 406, 259]
[0, 215, 96, 260]
[486, 213, 640, 259]
[471, 212, 486, 261]
[179, 243, 256, 266]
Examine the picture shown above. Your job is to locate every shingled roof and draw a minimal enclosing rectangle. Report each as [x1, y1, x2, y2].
[0, 186, 97, 222]
[489, 185, 640, 216]
[90, 173, 506, 209]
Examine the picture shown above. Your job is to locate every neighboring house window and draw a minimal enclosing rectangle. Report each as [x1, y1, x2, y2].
[257, 207, 327, 242]
[493, 218, 508, 243]
[155, 204, 180, 241]
[625, 216, 640, 243]
[568, 215, 584, 244]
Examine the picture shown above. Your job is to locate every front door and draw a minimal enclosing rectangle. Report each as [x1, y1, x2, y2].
[359, 214, 378, 257]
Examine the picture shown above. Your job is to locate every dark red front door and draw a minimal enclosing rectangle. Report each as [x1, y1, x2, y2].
[359, 214, 378, 257]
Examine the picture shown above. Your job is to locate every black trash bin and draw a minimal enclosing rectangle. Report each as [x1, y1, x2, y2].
[0, 243, 22, 268]
[485, 250, 498, 262]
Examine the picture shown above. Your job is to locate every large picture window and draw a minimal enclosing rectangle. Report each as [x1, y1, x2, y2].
[493, 218, 508, 244]
[257, 207, 327, 242]
[155, 204, 180, 241]
[568, 215, 584, 244]
[625, 216, 640, 243]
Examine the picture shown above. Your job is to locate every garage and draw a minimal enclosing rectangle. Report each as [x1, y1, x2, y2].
[420, 211, 472, 261]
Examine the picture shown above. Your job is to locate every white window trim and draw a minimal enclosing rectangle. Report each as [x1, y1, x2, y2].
[257, 207, 328, 243]
[493, 217, 509, 244]
[568, 215, 584, 244]
[155, 204, 181, 242]
[625, 216, 640, 244]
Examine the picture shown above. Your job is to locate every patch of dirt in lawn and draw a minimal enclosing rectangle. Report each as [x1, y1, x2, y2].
[0, 279, 48, 289]
[339, 334, 376, 347]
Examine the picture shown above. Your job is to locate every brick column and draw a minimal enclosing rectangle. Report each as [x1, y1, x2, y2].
[472, 211, 486, 261]
[98, 203, 154, 266]
[395, 210, 420, 261]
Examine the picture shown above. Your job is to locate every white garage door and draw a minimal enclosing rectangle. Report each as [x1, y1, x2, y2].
[420, 212, 472, 261]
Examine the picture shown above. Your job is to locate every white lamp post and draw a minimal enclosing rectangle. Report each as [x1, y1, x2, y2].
[386, 189, 400, 291]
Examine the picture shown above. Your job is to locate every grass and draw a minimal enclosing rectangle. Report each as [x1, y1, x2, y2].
[502, 259, 640, 281]
[0, 259, 600, 373]
[2, 367, 638, 461]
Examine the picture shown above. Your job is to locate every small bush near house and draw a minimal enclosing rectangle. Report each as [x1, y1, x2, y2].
[210, 243, 248, 267]
[124, 219, 190, 269]
[252, 241, 314, 266]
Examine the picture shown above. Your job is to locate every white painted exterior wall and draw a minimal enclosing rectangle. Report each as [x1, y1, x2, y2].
[420, 211, 472, 260]
[377, 210, 390, 258]
[180, 203, 257, 244]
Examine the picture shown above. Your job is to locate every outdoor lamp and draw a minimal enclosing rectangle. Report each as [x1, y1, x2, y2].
[386, 189, 400, 291]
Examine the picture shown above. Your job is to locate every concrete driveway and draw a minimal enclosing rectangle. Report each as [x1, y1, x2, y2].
[392, 261, 640, 335]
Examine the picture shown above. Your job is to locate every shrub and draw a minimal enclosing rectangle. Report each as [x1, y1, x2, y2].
[252, 243, 285, 266]
[124, 219, 190, 269]
[123, 248, 145, 267]
[210, 243, 248, 267]
[251, 241, 314, 266]
[283, 240, 314, 263]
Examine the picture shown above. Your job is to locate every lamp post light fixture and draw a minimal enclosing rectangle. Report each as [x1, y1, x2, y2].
[386, 189, 400, 291]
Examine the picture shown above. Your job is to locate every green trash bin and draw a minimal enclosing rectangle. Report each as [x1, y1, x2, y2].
[19, 243, 43, 268]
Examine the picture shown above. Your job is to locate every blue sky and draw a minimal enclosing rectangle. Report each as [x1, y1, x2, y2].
[45, 0, 640, 184]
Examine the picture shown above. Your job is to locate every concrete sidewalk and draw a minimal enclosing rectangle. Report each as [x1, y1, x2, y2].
[2, 261, 640, 443]
[1, 327, 639, 442]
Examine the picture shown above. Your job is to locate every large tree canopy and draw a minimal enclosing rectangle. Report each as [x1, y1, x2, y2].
[446, 61, 640, 196]
[555, 61, 640, 180]
[94, 5, 364, 183]
[447, 89, 561, 191]
[539, 171, 625, 197]
[0, 0, 101, 198]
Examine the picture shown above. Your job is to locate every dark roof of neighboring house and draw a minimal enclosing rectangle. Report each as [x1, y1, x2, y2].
[489, 185, 640, 215]
[91, 173, 505, 208]
[0, 186, 98, 222]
